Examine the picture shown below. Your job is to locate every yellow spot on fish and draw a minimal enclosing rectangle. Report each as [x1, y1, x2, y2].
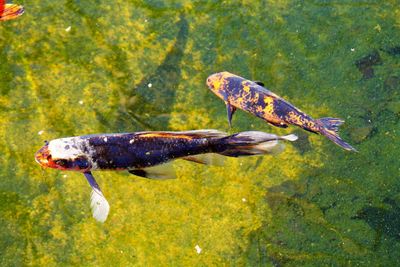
[263, 97, 274, 115]
[242, 83, 251, 93]
[213, 80, 222, 91]
[252, 93, 259, 103]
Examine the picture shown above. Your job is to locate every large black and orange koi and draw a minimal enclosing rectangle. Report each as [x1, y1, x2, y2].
[35, 130, 297, 222]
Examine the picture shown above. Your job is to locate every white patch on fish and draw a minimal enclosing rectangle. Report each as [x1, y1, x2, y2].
[48, 137, 99, 170]
[48, 137, 84, 160]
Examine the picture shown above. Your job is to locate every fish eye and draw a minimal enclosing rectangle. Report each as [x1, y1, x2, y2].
[54, 159, 68, 167]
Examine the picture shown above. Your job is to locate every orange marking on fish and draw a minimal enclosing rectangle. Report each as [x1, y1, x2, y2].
[0, 2, 24, 21]
[139, 133, 194, 140]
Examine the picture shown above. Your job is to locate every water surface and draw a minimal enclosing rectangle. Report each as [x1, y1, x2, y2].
[0, 1, 399, 265]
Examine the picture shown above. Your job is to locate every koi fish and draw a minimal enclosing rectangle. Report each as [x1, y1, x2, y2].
[206, 72, 356, 152]
[0, 0, 24, 21]
[35, 130, 297, 222]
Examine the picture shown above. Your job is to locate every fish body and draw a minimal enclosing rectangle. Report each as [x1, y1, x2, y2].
[207, 71, 356, 152]
[35, 130, 298, 222]
[36, 131, 226, 172]
[0, 1, 24, 21]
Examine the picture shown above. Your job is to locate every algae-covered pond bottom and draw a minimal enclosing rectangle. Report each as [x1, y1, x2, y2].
[0, 1, 399, 266]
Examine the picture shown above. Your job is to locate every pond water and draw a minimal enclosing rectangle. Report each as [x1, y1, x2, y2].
[1, 1, 399, 266]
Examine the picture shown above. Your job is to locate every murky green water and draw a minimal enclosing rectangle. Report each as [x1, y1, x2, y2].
[1, 1, 399, 265]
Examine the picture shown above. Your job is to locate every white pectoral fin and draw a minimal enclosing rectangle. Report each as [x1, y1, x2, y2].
[90, 188, 110, 223]
[84, 172, 110, 223]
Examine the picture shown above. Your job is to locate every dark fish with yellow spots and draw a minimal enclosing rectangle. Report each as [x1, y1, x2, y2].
[207, 71, 356, 152]
[0, 0, 24, 21]
[35, 130, 297, 222]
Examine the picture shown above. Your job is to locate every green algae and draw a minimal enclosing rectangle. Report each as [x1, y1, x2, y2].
[0, 0, 399, 266]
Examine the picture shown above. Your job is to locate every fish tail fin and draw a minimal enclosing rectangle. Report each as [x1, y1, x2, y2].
[315, 117, 357, 152]
[217, 131, 297, 157]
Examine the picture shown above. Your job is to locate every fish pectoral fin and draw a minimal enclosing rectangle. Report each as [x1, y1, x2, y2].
[83, 172, 110, 223]
[129, 163, 176, 180]
[182, 153, 225, 166]
[226, 103, 237, 127]
[253, 81, 265, 87]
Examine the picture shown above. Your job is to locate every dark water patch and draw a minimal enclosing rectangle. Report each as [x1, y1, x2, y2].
[290, 130, 312, 154]
[353, 198, 400, 242]
[355, 50, 382, 79]
[349, 125, 374, 144]
[384, 76, 400, 96]
[381, 46, 400, 56]
[243, 186, 347, 266]
[267, 179, 309, 198]
[245, 229, 290, 267]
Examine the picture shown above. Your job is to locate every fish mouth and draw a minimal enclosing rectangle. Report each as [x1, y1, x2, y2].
[35, 145, 51, 166]
[206, 73, 218, 88]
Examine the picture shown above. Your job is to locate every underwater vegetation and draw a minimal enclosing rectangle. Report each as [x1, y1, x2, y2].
[0, 0, 399, 266]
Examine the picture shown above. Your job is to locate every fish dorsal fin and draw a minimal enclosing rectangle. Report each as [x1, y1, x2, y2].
[182, 153, 225, 166]
[129, 163, 176, 180]
[253, 81, 265, 87]
[137, 130, 227, 140]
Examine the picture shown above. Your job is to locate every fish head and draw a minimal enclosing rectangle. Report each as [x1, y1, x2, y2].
[35, 138, 91, 172]
[206, 72, 232, 101]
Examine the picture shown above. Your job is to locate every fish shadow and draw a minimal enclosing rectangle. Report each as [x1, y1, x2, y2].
[116, 14, 189, 131]
[355, 50, 382, 80]
[352, 198, 400, 243]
